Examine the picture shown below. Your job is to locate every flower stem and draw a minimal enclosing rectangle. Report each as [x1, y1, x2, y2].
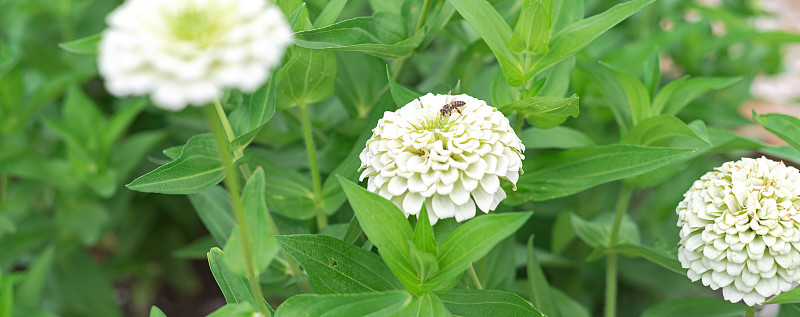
[604, 182, 634, 317]
[746, 306, 755, 317]
[213, 100, 313, 294]
[297, 101, 326, 230]
[203, 105, 270, 316]
[467, 264, 483, 290]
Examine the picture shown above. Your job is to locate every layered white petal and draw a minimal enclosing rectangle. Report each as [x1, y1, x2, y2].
[98, 0, 292, 110]
[677, 157, 800, 305]
[359, 93, 524, 224]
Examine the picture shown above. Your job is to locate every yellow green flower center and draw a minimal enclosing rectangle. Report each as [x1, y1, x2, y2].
[167, 3, 230, 47]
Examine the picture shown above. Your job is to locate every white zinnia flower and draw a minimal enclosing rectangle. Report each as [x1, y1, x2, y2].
[358, 93, 525, 224]
[677, 157, 800, 305]
[98, 0, 292, 110]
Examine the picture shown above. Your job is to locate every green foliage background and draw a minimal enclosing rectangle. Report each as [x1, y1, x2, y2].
[3, 0, 800, 316]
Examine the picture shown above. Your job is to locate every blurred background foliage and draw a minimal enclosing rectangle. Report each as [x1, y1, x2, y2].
[1, 0, 800, 316]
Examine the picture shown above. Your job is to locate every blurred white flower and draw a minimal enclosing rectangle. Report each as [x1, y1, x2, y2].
[98, 0, 292, 110]
[677, 157, 800, 305]
[359, 93, 525, 224]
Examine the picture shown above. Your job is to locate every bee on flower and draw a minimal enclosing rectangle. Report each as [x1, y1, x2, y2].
[677, 157, 800, 305]
[358, 93, 525, 224]
[98, 0, 293, 110]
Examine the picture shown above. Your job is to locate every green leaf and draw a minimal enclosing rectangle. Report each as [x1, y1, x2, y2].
[570, 213, 640, 249]
[274, 291, 412, 317]
[387, 66, 422, 108]
[412, 207, 437, 255]
[207, 248, 271, 310]
[17, 244, 55, 305]
[519, 126, 594, 150]
[149, 306, 167, 317]
[338, 176, 420, 294]
[188, 186, 235, 246]
[293, 13, 425, 59]
[448, 0, 523, 86]
[490, 68, 520, 109]
[510, 0, 553, 55]
[230, 78, 277, 150]
[755, 113, 800, 153]
[206, 303, 257, 317]
[407, 242, 439, 284]
[426, 212, 532, 292]
[397, 293, 450, 317]
[336, 52, 387, 117]
[527, 236, 559, 317]
[766, 286, 800, 304]
[440, 289, 544, 317]
[316, 0, 348, 27]
[0, 38, 18, 79]
[603, 63, 651, 125]
[275, 45, 337, 109]
[652, 76, 740, 115]
[224, 168, 279, 276]
[502, 94, 579, 129]
[127, 134, 225, 194]
[621, 115, 711, 147]
[641, 297, 743, 317]
[514, 145, 695, 201]
[529, 0, 655, 78]
[0, 276, 11, 317]
[610, 243, 683, 274]
[276, 234, 403, 294]
[59, 33, 101, 55]
[245, 154, 316, 220]
[576, 61, 632, 132]
[475, 237, 515, 290]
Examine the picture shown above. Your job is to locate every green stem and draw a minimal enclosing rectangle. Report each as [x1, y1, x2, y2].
[297, 101, 326, 230]
[467, 264, 483, 290]
[746, 306, 755, 317]
[604, 182, 634, 317]
[213, 100, 313, 294]
[203, 105, 270, 316]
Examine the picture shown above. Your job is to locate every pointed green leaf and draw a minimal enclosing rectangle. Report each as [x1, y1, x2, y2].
[274, 291, 412, 317]
[387, 66, 421, 108]
[407, 242, 438, 283]
[230, 78, 277, 150]
[603, 63, 651, 125]
[621, 115, 711, 147]
[206, 303, 256, 317]
[440, 289, 544, 317]
[610, 243, 683, 274]
[412, 207, 437, 255]
[189, 186, 235, 246]
[224, 168, 279, 275]
[519, 126, 594, 150]
[149, 306, 167, 317]
[755, 113, 800, 153]
[316, 0, 348, 27]
[529, 0, 655, 77]
[397, 293, 450, 317]
[338, 176, 420, 294]
[17, 245, 55, 305]
[527, 236, 559, 317]
[293, 13, 425, 59]
[207, 248, 271, 311]
[276, 234, 403, 294]
[275, 44, 337, 109]
[59, 33, 101, 55]
[513, 145, 695, 202]
[510, 0, 553, 55]
[426, 212, 532, 292]
[448, 0, 523, 86]
[652, 77, 740, 115]
[502, 95, 579, 129]
[127, 134, 225, 194]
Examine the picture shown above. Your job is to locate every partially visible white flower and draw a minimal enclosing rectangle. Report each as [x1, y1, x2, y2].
[98, 0, 292, 110]
[358, 93, 525, 224]
[677, 157, 800, 305]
